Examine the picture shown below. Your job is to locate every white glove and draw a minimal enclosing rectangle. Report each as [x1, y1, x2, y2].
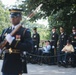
[34, 45, 37, 48]
[52, 46, 55, 49]
[5, 34, 15, 44]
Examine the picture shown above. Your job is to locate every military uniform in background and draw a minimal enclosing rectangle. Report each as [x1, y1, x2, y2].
[70, 26, 76, 67]
[70, 26, 76, 48]
[57, 27, 68, 64]
[32, 27, 40, 52]
[51, 27, 59, 64]
[51, 27, 58, 48]
[31, 27, 40, 63]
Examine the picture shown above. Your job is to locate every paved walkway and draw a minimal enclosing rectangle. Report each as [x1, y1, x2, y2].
[0, 60, 76, 75]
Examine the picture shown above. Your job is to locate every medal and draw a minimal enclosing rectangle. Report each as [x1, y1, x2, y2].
[16, 35, 21, 40]
[34, 35, 36, 38]
[53, 35, 54, 37]
[62, 35, 64, 38]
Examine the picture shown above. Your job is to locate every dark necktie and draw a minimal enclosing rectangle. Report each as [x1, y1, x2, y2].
[12, 27, 15, 30]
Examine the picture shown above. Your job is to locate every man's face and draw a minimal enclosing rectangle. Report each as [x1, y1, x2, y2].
[72, 29, 76, 32]
[33, 30, 37, 33]
[60, 27, 64, 33]
[10, 16, 22, 25]
[52, 28, 56, 32]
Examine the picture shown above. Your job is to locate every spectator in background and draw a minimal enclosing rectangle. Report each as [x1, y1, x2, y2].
[61, 39, 74, 66]
[37, 41, 51, 64]
[39, 41, 51, 54]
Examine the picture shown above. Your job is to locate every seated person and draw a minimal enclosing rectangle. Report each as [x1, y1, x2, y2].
[37, 41, 51, 64]
[61, 39, 74, 64]
[38, 40, 51, 55]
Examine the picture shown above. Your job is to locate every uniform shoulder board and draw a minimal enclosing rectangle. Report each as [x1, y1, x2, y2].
[23, 28, 30, 37]
[3, 28, 9, 34]
[26, 28, 30, 32]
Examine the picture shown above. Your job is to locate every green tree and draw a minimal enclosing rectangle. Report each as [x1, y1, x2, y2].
[19, 0, 76, 35]
[0, 0, 10, 34]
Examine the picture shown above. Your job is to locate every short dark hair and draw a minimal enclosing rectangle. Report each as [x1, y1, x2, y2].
[60, 26, 64, 29]
[72, 26, 76, 30]
[33, 27, 37, 30]
[52, 26, 56, 29]
[67, 37, 72, 43]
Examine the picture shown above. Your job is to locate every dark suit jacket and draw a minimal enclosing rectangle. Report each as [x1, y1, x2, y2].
[70, 32, 76, 47]
[32, 32, 40, 48]
[0, 26, 33, 74]
[51, 32, 58, 48]
[59, 32, 68, 51]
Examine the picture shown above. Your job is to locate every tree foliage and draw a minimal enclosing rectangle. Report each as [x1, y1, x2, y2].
[19, 0, 76, 16]
[0, 0, 10, 34]
[48, 5, 76, 34]
[19, 0, 76, 35]
[22, 19, 49, 40]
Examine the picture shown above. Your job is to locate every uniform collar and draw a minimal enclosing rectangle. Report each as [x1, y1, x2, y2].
[61, 32, 64, 35]
[52, 31, 55, 33]
[73, 32, 76, 34]
[12, 23, 21, 29]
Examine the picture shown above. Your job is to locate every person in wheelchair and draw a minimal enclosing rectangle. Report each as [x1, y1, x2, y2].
[38, 41, 51, 54]
[37, 40, 51, 64]
[61, 39, 74, 67]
